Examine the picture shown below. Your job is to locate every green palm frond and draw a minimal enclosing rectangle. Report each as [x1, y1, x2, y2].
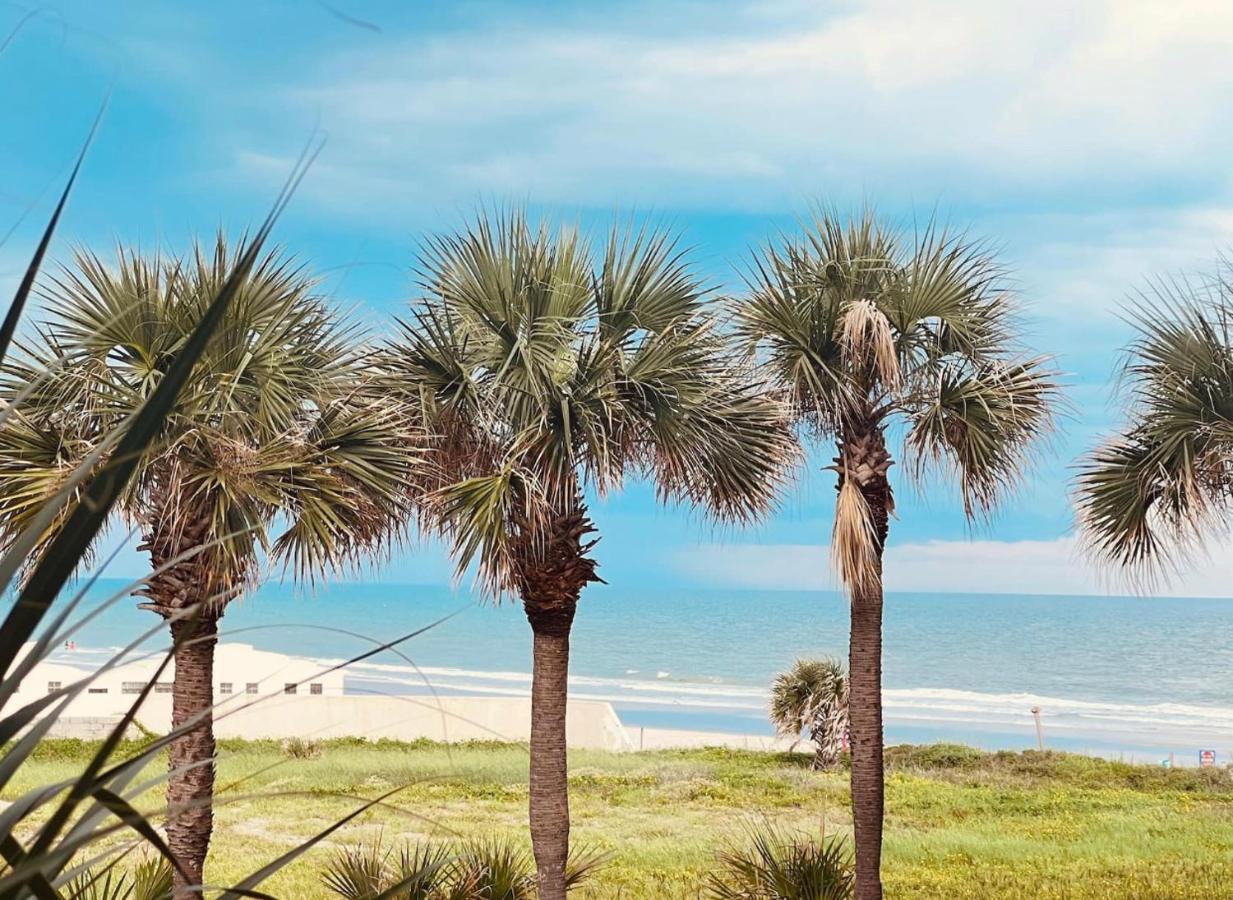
[904, 355, 1057, 516]
[0, 235, 422, 605]
[1076, 280, 1233, 578]
[734, 208, 1058, 559]
[386, 210, 796, 596]
[707, 823, 854, 900]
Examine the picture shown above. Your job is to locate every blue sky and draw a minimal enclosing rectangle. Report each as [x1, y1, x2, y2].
[5, 0, 1233, 596]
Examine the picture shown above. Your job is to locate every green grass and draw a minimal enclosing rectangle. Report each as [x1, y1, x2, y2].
[7, 738, 1233, 898]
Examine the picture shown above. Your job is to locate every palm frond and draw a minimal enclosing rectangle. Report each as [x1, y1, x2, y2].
[904, 356, 1058, 517]
[707, 823, 854, 900]
[0, 233, 422, 607]
[389, 211, 794, 599]
[831, 477, 878, 593]
[1076, 280, 1233, 579]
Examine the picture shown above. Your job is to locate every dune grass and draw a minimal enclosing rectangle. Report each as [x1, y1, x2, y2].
[8, 738, 1233, 898]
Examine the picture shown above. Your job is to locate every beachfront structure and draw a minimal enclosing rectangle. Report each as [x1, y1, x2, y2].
[15, 642, 344, 727]
[15, 641, 806, 754]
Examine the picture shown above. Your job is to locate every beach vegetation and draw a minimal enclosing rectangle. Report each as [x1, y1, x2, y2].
[733, 208, 1059, 899]
[770, 657, 849, 771]
[65, 858, 173, 900]
[8, 737, 1231, 899]
[706, 822, 854, 899]
[383, 209, 794, 898]
[320, 833, 607, 898]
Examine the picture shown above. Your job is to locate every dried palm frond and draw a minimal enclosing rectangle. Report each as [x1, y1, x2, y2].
[840, 299, 899, 388]
[831, 477, 878, 593]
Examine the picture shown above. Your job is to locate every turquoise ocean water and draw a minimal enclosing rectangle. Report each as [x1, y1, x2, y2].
[34, 578, 1233, 763]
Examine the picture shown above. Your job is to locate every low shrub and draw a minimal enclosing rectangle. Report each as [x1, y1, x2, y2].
[706, 823, 854, 899]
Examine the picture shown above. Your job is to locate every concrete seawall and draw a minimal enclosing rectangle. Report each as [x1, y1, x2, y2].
[45, 693, 805, 754]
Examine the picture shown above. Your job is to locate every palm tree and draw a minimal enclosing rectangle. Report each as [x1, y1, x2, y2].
[770, 657, 849, 771]
[732, 209, 1058, 900]
[1076, 274, 1233, 578]
[384, 211, 794, 899]
[0, 236, 416, 897]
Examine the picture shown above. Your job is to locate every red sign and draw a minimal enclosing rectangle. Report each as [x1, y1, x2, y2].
[1200, 750, 1216, 768]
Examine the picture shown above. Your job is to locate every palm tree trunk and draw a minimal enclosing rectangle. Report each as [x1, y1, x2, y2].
[518, 501, 601, 900]
[167, 613, 219, 898]
[811, 728, 838, 771]
[811, 743, 829, 771]
[849, 574, 884, 900]
[839, 425, 892, 900]
[527, 609, 573, 900]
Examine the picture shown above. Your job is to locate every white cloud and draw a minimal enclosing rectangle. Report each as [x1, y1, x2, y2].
[674, 536, 1233, 598]
[234, 0, 1233, 218]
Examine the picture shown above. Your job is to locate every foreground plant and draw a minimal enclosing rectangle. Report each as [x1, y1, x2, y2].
[385, 211, 792, 898]
[0, 235, 418, 895]
[1076, 273, 1233, 579]
[321, 836, 606, 899]
[734, 209, 1057, 899]
[65, 858, 173, 900]
[322, 838, 452, 899]
[707, 824, 854, 900]
[770, 657, 849, 771]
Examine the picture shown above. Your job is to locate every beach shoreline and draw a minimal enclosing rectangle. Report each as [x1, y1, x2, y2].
[37, 641, 1233, 767]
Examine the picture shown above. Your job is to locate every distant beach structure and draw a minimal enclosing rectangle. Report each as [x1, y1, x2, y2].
[15, 642, 343, 727]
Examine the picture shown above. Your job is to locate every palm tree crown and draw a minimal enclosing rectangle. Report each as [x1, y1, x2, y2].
[1076, 276, 1233, 578]
[0, 235, 419, 894]
[734, 210, 1057, 585]
[388, 212, 793, 594]
[0, 235, 415, 597]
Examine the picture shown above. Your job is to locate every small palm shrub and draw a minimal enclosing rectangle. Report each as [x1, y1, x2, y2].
[64, 858, 173, 900]
[449, 839, 534, 900]
[707, 824, 854, 900]
[770, 658, 849, 771]
[285, 736, 324, 759]
[322, 838, 452, 899]
[321, 837, 606, 899]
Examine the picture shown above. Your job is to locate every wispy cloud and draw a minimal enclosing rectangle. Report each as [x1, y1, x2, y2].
[233, 0, 1233, 220]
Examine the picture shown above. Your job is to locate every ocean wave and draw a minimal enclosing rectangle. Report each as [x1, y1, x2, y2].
[50, 644, 1233, 743]
[336, 660, 1233, 741]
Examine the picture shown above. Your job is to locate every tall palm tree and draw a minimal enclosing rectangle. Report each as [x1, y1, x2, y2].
[732, 209, 1058, 900]
[1076, 275, 1233, 577]
[0, 236, 416, 897]
[770, 657, 849, 771]
[384, 211, 794, 899]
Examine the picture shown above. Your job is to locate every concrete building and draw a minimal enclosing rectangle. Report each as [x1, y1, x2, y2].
[15, 642, 343, 724]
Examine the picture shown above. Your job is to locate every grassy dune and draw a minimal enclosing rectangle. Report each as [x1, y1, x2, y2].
[10, 738, 1233, 898]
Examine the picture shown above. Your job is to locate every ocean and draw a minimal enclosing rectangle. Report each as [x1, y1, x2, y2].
[35, 578, 1233, 764]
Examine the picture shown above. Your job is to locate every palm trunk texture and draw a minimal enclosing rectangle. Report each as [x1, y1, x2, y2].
[841, 426, 892, 900]
[167, 615, 219, 898]
[520, 503, 600, 900]
[138, 512, 228, 899]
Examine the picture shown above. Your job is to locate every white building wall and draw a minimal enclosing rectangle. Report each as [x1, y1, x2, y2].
[15, 642, 637, 751]
[13, 642, 344, 721]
